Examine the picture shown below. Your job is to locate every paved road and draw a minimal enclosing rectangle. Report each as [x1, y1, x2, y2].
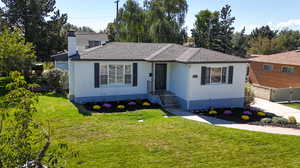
[166, 108, 300, 136]
[252, 98, 300, 121]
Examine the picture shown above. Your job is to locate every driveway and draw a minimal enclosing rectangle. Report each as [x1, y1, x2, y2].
[251, 98, 300, 121]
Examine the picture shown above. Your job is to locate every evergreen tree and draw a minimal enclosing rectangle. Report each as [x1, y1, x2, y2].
[1, 0, 67, 61]
[232, 28, 248, 57]
[250, 25, 277, 40]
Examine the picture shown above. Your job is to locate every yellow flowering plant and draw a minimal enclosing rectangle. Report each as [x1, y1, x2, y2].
[241, 115, 250, 120]
[257, 112, 266, 117]
[117, 105, 125, 109]
[209, 110, 217, 115]
[142, 102, 151, 107]
[93, 105, 101, 110]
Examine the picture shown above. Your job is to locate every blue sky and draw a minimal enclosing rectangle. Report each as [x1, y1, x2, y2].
[2, 0, 300, 34]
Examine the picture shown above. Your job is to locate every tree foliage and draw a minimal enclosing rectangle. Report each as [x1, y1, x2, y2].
[232, 28, 248, 57]
[1, 0, 68, 61]
[0, 28, 36, 76]
[0, 72, 77, 167]
[110, 0, 188, 44]
[191, 5, 235, 54]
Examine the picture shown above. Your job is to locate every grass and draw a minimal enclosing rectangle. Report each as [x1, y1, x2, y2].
[285, 104, 300, 110]
[34, 95, 300, 168]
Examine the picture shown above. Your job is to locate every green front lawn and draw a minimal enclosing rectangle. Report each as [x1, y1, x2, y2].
[285, 104, 300, 110]
[35, 95, 300, 168]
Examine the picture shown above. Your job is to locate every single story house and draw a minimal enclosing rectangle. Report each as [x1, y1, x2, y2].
[52, 32, 108, 70]
[249, 50, 300, 88]
[68, 31, 249, 110]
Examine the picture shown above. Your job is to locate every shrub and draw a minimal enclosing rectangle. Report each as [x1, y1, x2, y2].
[297, 123, 300, 128]
[128, 101, 137, 105]
[42, 69, 68, 93]
[272, 117, 289, 124]
[93, 105, 101, 110]
[257, 112, 266, 117]
[209, 110, 217, 115]
[288, 116, 297, 124]
[245, 83, 255, 107]
[241, 115, 250, 120]
[261, 118, 272, 123]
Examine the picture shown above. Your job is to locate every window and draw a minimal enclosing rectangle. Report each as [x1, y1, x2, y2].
[100, 64, 132, 85]
[206, 67, 227, 84]
[281, 66, 294, 73]
[263, 64, 273, 71]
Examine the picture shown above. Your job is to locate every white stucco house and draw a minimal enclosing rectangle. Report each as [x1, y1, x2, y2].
[67, 31, 249, 110]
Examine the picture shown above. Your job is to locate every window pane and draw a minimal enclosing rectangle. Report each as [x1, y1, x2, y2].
[100, 65, 108, 85]
[222, 67, 227, 83]
[125, 74, 132, 84]
[205, 67, 211, 84]
[125, 65, 132, 74]
[109, 65, 116, 84]
[116, 65, 124, 83]
[282, 66, 294, 73]
[263, 64, 273, 71]
[211, 68, 222, 83]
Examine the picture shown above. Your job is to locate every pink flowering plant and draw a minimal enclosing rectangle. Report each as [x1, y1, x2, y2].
[128, 101, 137, 106]
[243, 111, 252, 115]
[103, 103, 112, 108]
[223, 110, 233, 115]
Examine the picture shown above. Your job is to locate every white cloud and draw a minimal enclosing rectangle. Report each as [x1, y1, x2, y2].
[237, 19, 300, 34]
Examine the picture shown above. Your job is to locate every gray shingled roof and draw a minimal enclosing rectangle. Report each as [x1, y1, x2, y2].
[73, 42, 249, 63]
[51, 51, 68, 61]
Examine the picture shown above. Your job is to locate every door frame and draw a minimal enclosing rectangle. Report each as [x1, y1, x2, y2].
[154, 63, 167, 91]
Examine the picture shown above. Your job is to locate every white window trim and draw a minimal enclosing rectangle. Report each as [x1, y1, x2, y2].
[100, 63, 133, 87]
[263, 64, 273, 71]
[281, 66, 294, 74]
[207, 67, 228, 85]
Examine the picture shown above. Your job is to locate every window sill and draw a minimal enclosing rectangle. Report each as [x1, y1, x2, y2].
[100, 84, 133, 88]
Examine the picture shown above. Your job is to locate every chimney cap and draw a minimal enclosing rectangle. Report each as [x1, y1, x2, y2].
[67, 30, 76, 37]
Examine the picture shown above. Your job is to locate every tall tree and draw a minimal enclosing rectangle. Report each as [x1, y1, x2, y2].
[217, 5, 235, 54]
[1, 0, 68, 61]
[275, 29, 300, 51]
[250, 25, 277, 40]
[247, 36, 281, 55]
[0, 28, 35, 77]
[105, 22, 117, 42]
[145, 0, 188, 43]
[191, 9, 220, 49]
[232, 27, 248, 57]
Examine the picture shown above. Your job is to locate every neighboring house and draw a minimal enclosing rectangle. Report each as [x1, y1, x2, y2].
[249, 50, 300, 88]
[52, 32, 108, 70]
[67, 31, 249, 110]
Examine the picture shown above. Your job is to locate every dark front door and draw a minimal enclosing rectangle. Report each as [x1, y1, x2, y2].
[155, 64, 167, 91]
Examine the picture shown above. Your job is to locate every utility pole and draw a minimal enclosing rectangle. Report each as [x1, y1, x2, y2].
[114, 0, 120, 20]
[114, 0, 120, 40]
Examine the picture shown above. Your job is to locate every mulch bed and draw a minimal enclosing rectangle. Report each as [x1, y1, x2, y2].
[84, 99, 161, 113]
[193, 108, 300, 129]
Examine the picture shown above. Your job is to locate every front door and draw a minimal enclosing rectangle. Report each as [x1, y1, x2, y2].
[155, 64, 167, 91]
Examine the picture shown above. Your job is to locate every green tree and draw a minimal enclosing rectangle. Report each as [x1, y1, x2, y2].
[217, 5, 235, 54]
[232, 27, 249, 57]
[191, 5, 236, 54]
[191, 9, 220, 49]
[247, 36, 281, 55]
[0, 72, 77, 167]
[145, 0, 188, 43]
[275, 29, 300, 51]
[1, 0, 68, 61]
[0, 28, 35, 77]
[106, 22, 117, 42]
[250, 25, 277, 40]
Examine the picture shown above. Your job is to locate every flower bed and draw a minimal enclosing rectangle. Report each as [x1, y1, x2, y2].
[84, 99, 160, 113]
[193, 108, 300, 129]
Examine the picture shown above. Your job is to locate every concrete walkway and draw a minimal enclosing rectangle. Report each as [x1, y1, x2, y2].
[252, 98, 300, 121]
[166, 108, 300, 136]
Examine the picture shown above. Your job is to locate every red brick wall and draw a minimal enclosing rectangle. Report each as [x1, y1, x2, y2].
[249, 61, 300, 88]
